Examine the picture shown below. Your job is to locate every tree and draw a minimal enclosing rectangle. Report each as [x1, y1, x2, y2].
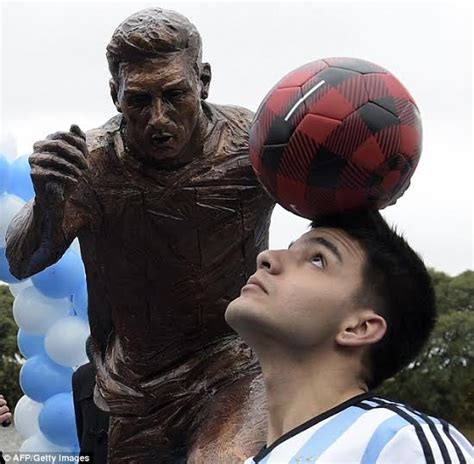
[0, 284, 23, 407]
[377, 269, 474, 429]
[378, 311, 473, 426]
[430, 269, 474, 314]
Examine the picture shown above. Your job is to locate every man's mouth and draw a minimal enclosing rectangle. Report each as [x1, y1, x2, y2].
[151, 133, 174, 145]
[244, 275, 267, 294]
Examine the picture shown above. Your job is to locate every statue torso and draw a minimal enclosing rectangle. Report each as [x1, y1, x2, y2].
[70, 104, 274, 411]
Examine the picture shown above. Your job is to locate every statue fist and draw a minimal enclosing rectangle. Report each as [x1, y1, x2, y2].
[29, 124, 89, 204]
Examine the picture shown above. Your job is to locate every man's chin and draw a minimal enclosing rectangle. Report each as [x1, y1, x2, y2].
[148, 146, 179, 160]
[132, 149, 186, 170]
[147, 146, 196, 169]
[225, 297, 266, 334]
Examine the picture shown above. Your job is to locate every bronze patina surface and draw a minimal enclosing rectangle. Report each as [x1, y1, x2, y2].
[6, 7, 274, 463]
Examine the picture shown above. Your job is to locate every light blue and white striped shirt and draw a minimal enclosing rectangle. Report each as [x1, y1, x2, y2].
[245, 393, 473, 463]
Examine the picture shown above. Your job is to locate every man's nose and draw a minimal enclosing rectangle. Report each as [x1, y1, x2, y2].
[149, 99, 169, 128]
[256, 249, 284, 274]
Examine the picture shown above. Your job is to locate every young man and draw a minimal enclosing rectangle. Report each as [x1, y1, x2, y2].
[225, 210, 472, 463]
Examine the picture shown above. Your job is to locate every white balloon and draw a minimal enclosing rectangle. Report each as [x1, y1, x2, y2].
[0, 193, 25, 246]
[14, 395, 42, 439]
[20, 431, 70, 453]
[13, 286, 72, 334]
[9, 278, 33, 297]
[45, 316, 90, 367]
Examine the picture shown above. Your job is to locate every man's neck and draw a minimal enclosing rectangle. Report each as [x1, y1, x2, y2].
[257, 348, 368, 447]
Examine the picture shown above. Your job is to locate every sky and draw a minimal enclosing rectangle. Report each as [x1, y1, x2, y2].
[1, 1, 472, 275]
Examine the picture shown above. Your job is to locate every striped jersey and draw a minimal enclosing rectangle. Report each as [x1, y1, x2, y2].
[245, 392, 473, 463]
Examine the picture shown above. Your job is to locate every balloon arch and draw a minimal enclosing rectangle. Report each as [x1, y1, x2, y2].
[0, 152, 88, 453]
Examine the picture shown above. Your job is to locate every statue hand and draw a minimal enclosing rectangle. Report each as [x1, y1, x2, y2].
[29, 124, 89, 205]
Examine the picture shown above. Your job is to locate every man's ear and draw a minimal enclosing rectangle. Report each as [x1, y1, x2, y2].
[109, 79, 122, 113]
[336, 311, 387, 348]
[200, 63, 211, 100]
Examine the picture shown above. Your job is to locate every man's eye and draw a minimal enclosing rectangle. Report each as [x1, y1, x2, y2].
[310, 255, 325, 269]
[163, 89, 185, 100]
[128, 95, 150, 107]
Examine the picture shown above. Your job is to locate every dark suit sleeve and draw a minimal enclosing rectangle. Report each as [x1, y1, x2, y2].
[72, 369, 84, 446]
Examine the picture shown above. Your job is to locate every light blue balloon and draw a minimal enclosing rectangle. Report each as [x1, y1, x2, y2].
[39, 392, 79, 448]
[17, 329, 46, 358]
[0, 246, 21, 283]
[70, 444, 80, 455]
[72, 281, 88, 321]
[20, 354, 73, 403]
[32, 250, 86, 299]
[7, 154, 34, 201]
[0, 153, 10, 194]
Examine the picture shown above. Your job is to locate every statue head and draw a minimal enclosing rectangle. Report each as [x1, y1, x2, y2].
[106, 8, 212, 167]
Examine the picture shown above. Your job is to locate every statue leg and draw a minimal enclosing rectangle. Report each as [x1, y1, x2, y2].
[186, 373, 267, 463]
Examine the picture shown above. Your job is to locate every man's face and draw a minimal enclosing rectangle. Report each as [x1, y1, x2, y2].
[225, 227, 367, 352]
[114, 54, 204, 165]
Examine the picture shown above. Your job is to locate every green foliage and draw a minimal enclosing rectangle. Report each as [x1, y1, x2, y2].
[0, 357, 22, 409]
[0, 285, 17, 357]
[377, 269, 474, 429]
[0, 285, 23, 408]
[430, 269, 474, 314]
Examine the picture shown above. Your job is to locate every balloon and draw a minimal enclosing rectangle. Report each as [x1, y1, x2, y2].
[72, 281, 88, 321]
[45, 316, 90, 367]
[17, 329, 46, 358]
[0, 192, 25, 247]
[0, 246, 21, 283]
[7, 154, 35, 201]
[32, 250, 85, 299]
[13, 286, 71, 335]
[39, 392, 79, 447]
[20, 431, 71, 453]
[20, 354, 73, 403]
[14, 395, 42, 439]
[9, 277, 33, 296]
[69, 238, 82, 257]
[0, 153, 10, 193]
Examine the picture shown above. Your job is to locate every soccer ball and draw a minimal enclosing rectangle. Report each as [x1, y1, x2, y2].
[249, 57, 422, 219]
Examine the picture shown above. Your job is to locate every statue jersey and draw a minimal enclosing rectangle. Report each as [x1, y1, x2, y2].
[69, 102, 275, 415]
[245, 393, 473, 464]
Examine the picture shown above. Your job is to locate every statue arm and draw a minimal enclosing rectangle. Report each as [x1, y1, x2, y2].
[5, 194, 88, 280]
[6, 124, 94, 280]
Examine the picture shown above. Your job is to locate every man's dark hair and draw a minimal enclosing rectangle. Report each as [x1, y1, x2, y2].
[85, 335, 95, 365]
[311, 209, 436, 389]
[106, 7, 203, 82]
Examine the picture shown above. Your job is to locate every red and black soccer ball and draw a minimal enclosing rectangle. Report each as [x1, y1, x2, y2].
[249, 57, 422, 219]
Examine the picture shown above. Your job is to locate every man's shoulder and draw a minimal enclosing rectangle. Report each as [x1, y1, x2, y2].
[205, 102, 254, 141]
[72, 362, 94, 383]
[72, 362, 96, 401]
[356, 395, 448, 432]
[246, 396, 473, 463]
[355, 396, 473, 462]
[86, 114, 122, 153]
[207, 102, 254, 123]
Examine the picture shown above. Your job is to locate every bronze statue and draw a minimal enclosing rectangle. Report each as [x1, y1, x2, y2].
[6, 8, 274, 463]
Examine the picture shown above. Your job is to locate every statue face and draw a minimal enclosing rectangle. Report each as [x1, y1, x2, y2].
[115, 54, 204, 165]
